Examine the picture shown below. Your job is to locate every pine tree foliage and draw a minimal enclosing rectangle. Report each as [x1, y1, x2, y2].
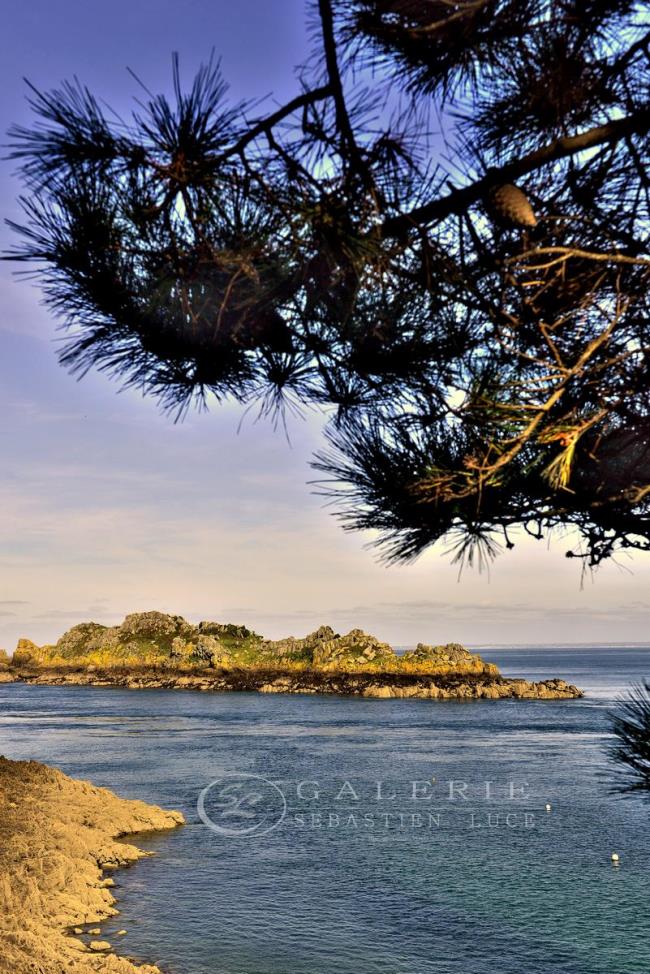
[4, 1, 650, 565]
[609, 681, 650, 795]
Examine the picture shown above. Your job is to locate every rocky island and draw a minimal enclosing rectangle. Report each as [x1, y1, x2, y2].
[1, 612, 582, 700]
[0, 755, 184, 974]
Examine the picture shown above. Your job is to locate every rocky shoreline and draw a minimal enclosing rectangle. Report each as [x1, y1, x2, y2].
[0, 756, 183, 974]
[3, 664, 583, 700]
[0, 613, 584, 701]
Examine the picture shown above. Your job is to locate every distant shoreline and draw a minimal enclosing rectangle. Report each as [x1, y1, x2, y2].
[470, 643, 650, 650]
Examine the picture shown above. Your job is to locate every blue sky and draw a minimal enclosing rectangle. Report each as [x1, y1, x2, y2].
[1, 0, 650, 650]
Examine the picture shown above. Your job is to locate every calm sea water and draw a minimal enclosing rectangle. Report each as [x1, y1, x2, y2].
[0, 647, 648, 974]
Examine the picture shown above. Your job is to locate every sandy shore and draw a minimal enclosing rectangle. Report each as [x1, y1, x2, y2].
[0, 756, 184, 974]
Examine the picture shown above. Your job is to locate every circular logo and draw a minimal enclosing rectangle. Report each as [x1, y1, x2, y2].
[197, 773, 287, 837]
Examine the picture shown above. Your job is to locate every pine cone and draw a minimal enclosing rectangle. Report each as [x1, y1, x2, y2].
[487, 183, 538, 227]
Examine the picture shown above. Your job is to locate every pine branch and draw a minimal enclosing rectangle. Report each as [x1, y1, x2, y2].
[317, 0, 373, 189]
[381, 107, 650, 236]
[219, 84, 332, 161]
[609, 682, 650, 796]
[4, 4, 650, 569]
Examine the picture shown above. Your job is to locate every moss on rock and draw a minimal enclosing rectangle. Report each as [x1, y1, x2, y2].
[11, 612, 497, 678]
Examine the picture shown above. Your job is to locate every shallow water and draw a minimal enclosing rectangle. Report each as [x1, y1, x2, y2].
[0, 647, 648, 974]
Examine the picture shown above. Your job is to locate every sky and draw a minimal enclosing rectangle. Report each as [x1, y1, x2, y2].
[1, 0, 650, 651]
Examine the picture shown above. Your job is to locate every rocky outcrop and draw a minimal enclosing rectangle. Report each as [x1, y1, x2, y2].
[261, 625, 337, 662]
[403, 642, 477, 665]
[119, 611, 193, 641]
[54, 621, 115, 658]
[313, 629, 396, 667]
[9, 613, 265, 669]
[9, 612, 498, 676]
[11, 638, 46, 666]
[0, 756, 184, 974]
[400, 642, 499, 677]
[198, 621, 257, 640]
[52, 612, 197, 661]
[5, 611, 583, 700]
[259, 626, 398, 668]
[358, 677, 580, 700]
[10, 665, 583, 700]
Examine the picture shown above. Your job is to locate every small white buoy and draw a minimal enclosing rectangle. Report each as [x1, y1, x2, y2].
[545, 803, 552, 812]
[611, 852, 620, 864]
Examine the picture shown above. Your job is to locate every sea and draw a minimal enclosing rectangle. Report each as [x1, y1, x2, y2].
[0, 646, 648, 974]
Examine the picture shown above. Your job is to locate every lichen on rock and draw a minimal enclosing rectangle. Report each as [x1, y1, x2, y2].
[6, 611, 582, 699]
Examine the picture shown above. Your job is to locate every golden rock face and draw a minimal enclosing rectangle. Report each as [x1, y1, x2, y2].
[0, 755, 184, 974]
[487, 183, 538, 227]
